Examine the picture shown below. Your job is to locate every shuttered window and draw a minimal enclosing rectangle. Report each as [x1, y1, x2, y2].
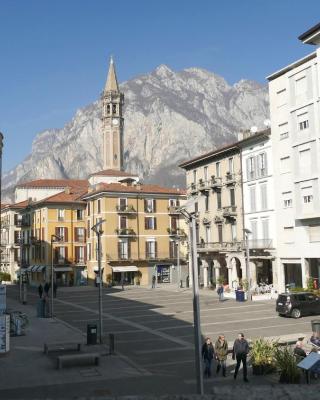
[260, 184, 268, 210]
[249, 186, 256, 212]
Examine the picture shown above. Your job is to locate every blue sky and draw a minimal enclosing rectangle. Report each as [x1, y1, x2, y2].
[0, 0, 318, 172]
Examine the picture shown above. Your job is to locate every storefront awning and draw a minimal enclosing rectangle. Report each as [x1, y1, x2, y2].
[54, 267, 72, 272]
[25, 266, 33, 272]
[36, 265, 46, 272]
[112, 266, 138, 273]
[31, 265, 39, 272]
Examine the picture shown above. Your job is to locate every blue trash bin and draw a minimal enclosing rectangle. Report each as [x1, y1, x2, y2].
[236, 290, 245, 302]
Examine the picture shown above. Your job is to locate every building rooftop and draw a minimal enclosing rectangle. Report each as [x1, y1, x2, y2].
[89, 169, 137, 178]
[179, 129, 270, 169]
[83, 183, 186, 198]
[16, 179, 88, 189]
[298, 22, 320, 45]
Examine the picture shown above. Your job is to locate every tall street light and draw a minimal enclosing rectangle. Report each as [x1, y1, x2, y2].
[51, 234, 62, 317]
[244, 228, 252, 301]
[178, 204, 204, 395]
[91, 219, 105, 344]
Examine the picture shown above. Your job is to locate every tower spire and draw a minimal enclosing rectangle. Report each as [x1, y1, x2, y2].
[105, 56, 119, 92]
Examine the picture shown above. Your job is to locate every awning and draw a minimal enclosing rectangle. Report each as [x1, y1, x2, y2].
[112, 266, 138, 273]
[54, 267, 72, 272]
[36, 265, 46, 272]
[25, 266, 33, 272]
[31, 265, 39, 272]
[93, 266, 104, 272]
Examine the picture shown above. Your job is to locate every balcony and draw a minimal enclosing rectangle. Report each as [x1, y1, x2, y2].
[14, 220, 22, 227]
[214, 215, 224, 224]
[210, 176, 222, 190]
[115, 228, 136, 237]
[74, 258, 86, 265]
[116, 204, 136, 214]
[31, 236, 42, 245]
[167, 205, 180, 214]
[190, 182, 198, 195]
[21, 219, 30, 227]
[202, 217, 211, 225]
[167, 228, 186, 238]
[248, 239, 273, 249]
[198, 179, 210, 193]
[222, 206, 237, 219]
[225, 172, 236, 185]
[198, 241, 243, 253]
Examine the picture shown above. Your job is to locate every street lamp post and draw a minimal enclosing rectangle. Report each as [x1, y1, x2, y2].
[179, 207, 204, 395]
[50, 234, 62, 317]
[175, 236, 181, 289]
[244, 228, 252, 301]
[91, 219, 105, 344]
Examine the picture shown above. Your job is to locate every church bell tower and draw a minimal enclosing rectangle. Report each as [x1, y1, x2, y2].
[101, 57, 124, 171]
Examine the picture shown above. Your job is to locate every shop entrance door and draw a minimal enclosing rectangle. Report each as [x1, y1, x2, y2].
[157, 265, 171, 283]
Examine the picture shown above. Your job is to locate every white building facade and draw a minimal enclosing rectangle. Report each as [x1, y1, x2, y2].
[267, 24, 320, 292]
[240, 130, 278, 290]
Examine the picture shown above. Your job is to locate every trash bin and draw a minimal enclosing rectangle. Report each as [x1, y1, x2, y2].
[87, 324, 97, 345]
[311, 320, 320, 335]
[236, 290, 245, 302]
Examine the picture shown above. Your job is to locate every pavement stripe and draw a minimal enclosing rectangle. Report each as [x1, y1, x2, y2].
[55, 298, 192, 347]
[134, 346, 192, 355]
[143, 359, 195, 367]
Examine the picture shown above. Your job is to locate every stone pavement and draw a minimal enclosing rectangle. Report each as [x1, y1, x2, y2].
[0, 296, 145, 396]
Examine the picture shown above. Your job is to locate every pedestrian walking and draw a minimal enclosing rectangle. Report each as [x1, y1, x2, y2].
[121, 275, 124, 291]
[217, 284, 224, 301]
[232, 333, 249, 382]
[38, 283, 43, 299]
[202, 337, 215, 378]
[152, 275, 156, 288]
[44, 282, 50, 295]
[53, 282, 57, 298]
[215, 334, 228, 377]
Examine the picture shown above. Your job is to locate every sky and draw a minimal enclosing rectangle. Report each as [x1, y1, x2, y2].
[0, 0, 319, 172]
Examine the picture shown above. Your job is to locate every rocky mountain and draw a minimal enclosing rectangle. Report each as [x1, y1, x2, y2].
[2, 65, 269, 201]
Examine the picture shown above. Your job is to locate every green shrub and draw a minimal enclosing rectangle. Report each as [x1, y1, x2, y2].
[250, 338, 277, 368]
[274, 346, 300, 383]
[0, 272, 11, 282]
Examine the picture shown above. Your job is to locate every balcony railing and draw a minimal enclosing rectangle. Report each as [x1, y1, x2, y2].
[190, 182, 198, 194]
[105, 251, 188, 262]
[198, 180, 210, 192]
[75, 236, 86, 243]
[198, 241, 243, 252]
[222, 206, 237, 218]
[225, 172, 236, 184]
[248, 239, 273, 249]
[115, 228, 136, 236]
[210, 176, 222, 189]
[21, 219, 30, 227]
[116, 204, 136, 214]
[15, 220, 22, 227]
[75, 258, 86, 264]
[167, 206, 180, 214]
[214, 215, 224, 224]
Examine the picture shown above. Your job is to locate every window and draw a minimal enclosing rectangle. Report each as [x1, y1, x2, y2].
[262, 219, 269, 240]
[217, 191, 222, 209]
[298, 112, 309, 131]
[205, 225, 211, 243]
[216, 162, 221, 178]
[309, 225, 320, 242]
[284, 227, 294, 243]
[146, 240, 157, 259]
[195, 202, 198, 213]
[204, 166, 208, 182]
[118, 239, 129, 259]
[75, 227, 85, 242]
[302, 186, 313, 211]
[193, 170, 197, 184]
[280, 156, 290, 174]
[55, 247, 66, 264]
[282, 192, 293, 208]
[87, 243, 91, 260]
[217, 224, 223, 243]
[144, 199, 156, 213]
[169, 240, 177, 258]
[249, 186, 256, 212]
[247, 157, 255, 180]
[260, 183, 268, 210]
[75, 246, 85, 263]
[205, 194, 209, 211]
[228, 157, 234, 173]
[107, 104, 111, 115]
[303, 195, 313, 203]
[230, 188, 235, 206]
[231, 223, 237, 241]
[295, 76, 307, 96]
[169, 198, 180, 207]
[258, 153, 267, 177]
[120, 216, 127, 229]
[87, 202, 90, 216]
[145, 216, 157, 230]
[97, 199, 101, 214]
[277, 88, 286, 107]
[87, 220, 90, 238]
[299, 149, 311, 175]
[170, 216, 178, 231]
[250, 220, 258, 239]
[76, 209, 84, 220]
[57, 209, 65, 221]
[56, 227, 68, 242]
[112, 104, 117, 114]
[279, 122, 289, 140]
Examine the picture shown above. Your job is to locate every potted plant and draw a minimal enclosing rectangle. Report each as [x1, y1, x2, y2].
[274, 346, 301, 383]
[250, 338, 277, 375]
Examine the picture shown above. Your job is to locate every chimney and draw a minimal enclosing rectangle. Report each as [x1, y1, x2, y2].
[64, 187, 71, 195]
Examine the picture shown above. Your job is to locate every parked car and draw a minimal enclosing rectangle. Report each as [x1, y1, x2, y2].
[276, 292, 320, 318]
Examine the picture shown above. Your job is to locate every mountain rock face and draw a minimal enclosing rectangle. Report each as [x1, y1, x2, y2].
[3, 65, 269, 201]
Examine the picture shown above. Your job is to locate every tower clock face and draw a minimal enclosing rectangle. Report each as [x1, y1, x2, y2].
[112, 118, 119, 126]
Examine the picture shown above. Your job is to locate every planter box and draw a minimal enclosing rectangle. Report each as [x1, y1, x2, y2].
[252, 364, 276, 375]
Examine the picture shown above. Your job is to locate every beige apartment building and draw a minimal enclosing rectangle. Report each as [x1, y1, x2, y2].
[83, 181, 187, 286]
[180, 143, 246, 289]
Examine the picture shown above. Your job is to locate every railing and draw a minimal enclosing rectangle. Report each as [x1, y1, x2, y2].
[116, 205, 136, 213]
[75, 236, 86, 243]
[167, 228, 186, 237]
[21, 219, 30, 227]
[115, 228, 136, 236]
[106, 251, 187, 262]
[222, 206, 237, 217]
[248, 239, 273, 249]
[190, 182, 198, 193]
[75, 258, 86, 264]
[15, 220, 22, 227]
[199, 180, 211, 192]
[198, 241, 243, 252]
[214, 216, 224, 223]
[225, 173, 236, 184]
[167, 206, 180, 214]
[210, 177, 222, 189]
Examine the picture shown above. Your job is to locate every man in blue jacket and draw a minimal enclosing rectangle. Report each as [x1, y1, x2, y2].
[232, 333, 249, 382]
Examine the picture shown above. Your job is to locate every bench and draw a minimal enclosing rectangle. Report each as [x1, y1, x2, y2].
[44, 342, 82, 355]
[56, 352, 100, 369]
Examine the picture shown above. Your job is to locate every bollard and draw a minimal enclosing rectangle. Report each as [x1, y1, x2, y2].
[109, 333, 115, 355]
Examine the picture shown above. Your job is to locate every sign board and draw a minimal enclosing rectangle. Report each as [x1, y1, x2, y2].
[0, 285, 6, 314]
[0, 314, 10, 353]
[297, 352, 320, 371]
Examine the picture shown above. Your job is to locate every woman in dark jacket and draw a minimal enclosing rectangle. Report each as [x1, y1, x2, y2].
[202, 337, 215, 378]
[215, 335, 228, 376]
